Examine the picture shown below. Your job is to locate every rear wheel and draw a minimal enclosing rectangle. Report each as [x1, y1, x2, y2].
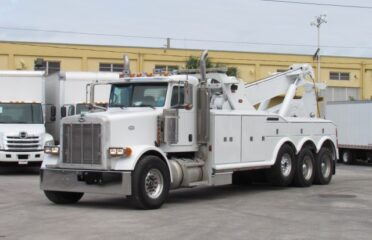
[131, 155, 170, 209]
[314, 148, 333, 185]
[267, 144, 295, 187]
[293, 148, 315, 187]
[44, 191, 84, 204]
[341, 150, 354, 165]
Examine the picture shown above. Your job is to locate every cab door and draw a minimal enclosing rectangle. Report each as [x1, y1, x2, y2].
[169, 84, 195, 147]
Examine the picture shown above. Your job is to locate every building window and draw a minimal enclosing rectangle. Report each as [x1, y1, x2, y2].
[154, 65, 179, 73]
[330, 72, 350, 81]
[34, 60, 60, 75]
[99, 63, 124, 72]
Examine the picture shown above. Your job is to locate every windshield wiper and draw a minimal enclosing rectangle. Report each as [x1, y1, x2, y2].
[137, 104, 155, 110]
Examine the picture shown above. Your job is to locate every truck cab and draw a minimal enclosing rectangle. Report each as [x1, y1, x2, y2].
[0, 71, 54, 165]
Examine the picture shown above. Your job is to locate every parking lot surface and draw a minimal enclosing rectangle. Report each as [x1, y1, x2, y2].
[0, 164, 371, 240]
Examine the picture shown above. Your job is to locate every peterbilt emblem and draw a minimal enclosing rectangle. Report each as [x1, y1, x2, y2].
[19, 131, 27, 138]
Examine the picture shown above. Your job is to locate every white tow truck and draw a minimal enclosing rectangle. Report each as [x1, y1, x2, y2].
[41, 51, 337, 209]
[0, 71, 54, 166]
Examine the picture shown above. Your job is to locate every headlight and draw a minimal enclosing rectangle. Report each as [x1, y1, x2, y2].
[44, 146, 60, 155]
[108, 147, 132, 157]
[44, 140, 54, 147]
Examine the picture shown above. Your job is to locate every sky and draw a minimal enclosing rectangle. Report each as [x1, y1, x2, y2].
[0, 0, 372, 57]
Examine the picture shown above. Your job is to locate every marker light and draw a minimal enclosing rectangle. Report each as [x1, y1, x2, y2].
[44, 146, 60, 155]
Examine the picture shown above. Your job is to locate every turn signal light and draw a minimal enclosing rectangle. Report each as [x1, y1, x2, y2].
[44, 146, 60, 155]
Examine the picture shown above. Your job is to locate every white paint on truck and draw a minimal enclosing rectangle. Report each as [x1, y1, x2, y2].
[41, 52, 337, 209]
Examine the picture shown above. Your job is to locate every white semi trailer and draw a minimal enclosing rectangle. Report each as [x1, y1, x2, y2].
[0, 71, 54, 165]
[45, 72, 118, 144]
[41, 51, 337, 209]
[326, 101, 372, 164]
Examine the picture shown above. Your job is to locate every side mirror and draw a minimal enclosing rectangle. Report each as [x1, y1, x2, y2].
[61, 106, 66, 118]
[183, 81, 193, 110]
[50, 106, 56, 122]
[68, 105, 75, 116]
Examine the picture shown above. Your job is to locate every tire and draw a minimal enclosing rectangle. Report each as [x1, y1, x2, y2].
[293, 148, 315, 187]
[341, 150, 354, 165]
[44, 191, 84, 204]
[267, 144, 295, 187]
[314, 148, 334, 185]
[131, 155, 170, 209]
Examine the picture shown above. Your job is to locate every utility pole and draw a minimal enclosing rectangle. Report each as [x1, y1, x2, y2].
[166, 38, 170, 49]
[311, 14, 327, 82]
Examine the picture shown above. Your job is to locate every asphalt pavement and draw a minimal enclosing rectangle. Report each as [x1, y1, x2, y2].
[0, 163, 371, 240]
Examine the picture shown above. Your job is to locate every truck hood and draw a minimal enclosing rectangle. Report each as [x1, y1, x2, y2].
[0, 124, 45, 137]
[63, 108, 162, 147]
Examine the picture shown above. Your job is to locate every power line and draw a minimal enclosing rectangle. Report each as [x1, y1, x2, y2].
[1, 26, 372, 50]
[261, 0, 372, 9]
[0, 26, 165, 40]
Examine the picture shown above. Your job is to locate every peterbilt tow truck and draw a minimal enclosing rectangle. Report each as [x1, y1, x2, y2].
[41, 51, 337, 209]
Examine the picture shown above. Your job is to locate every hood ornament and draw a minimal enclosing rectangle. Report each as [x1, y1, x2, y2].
[79, 113, 86, 122]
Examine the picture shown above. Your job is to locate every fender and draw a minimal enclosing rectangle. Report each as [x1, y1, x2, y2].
[316, 136, 338, 157]
[41, 153, 58, 169]
[110, 145, 173, 182]
[296, 137, 315, 154]
[269, 137, 296, 165]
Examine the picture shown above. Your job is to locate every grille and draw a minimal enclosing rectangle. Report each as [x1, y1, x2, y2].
[6, 135, 41, 151]
[62, 123, 102, 166]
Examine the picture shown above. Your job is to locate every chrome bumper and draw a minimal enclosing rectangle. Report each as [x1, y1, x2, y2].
[40, 168, 132, 196]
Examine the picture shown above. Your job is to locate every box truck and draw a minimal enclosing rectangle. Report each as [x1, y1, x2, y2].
[326, 101, 372, 164]
[41, 51, 337, 209]
[0, 71, 54, 165]
[45, 72, 119, 143]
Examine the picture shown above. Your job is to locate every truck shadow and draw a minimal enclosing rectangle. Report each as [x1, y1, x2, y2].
[0, 165, 40, 175]
[74, 183, 282, 210]
[167, 184, 281, 204]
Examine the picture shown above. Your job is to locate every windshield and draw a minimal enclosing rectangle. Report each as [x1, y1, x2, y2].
[109, 83, 168, 108]
[0, 103, 43, 124]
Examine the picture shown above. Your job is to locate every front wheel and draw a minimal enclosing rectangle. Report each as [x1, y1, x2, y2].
[44, 191, 84, 204]
[314, 148, 334, 185]
[267, 144, 295, 187]
[131, 155, 170, 209]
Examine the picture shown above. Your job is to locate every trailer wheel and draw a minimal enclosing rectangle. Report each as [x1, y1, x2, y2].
[314, 148, 333, 185]
[44, 191, 84, 204]
[267, 144, 295, 187]
[341, 150, 354, 165]
[132, 155, 170, 209]
[293, 148, 315, 187]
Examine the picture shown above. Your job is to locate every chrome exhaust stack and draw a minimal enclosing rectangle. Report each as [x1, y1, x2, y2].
[123, 55, 131, 77]
[197, 50, 210, 144]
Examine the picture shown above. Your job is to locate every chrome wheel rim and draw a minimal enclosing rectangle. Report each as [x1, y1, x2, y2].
[145, 169, 164, 199]
[321, 155, 331, 178]
[281, 153, 292, 177]
[302, 155, 313, 181]
[342, 152, 350, 163]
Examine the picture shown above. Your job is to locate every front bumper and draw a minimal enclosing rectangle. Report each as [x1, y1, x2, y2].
[40, 168, 132, 196]
[0, 150, 44, 164]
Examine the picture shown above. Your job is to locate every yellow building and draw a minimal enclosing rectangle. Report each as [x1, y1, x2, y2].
[1, 40, 372, 101]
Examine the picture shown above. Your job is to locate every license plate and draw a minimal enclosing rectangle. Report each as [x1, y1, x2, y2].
[18, 160, 28, 165]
